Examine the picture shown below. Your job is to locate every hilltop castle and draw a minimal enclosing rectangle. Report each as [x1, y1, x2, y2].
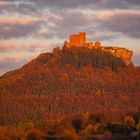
[63, 32, 133, 66]
[64, 32, 101, 49]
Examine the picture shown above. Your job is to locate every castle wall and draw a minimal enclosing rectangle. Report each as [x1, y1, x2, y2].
[70, 35, 80, 47]
[79, 32, 86, 47]
[67, 32, 94, 49]
[70, 32, 86, 47]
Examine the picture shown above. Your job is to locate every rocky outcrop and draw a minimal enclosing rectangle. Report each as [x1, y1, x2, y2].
[102, 46, 133, 66]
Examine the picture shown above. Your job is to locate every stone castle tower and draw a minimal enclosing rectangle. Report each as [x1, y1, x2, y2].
[64, 32, 101, 49]
[70, 32, 86, 47]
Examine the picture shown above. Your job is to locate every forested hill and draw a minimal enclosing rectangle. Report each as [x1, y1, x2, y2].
[0, 46, 140, 96]
[0, 46, 140, 125]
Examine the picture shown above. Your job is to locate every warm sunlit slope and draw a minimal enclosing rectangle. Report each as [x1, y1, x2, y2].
[0, 46, 140, 124]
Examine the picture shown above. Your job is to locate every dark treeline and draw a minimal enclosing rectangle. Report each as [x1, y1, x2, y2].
[0, 112, 140, 140]
[62, 47, 126, 70]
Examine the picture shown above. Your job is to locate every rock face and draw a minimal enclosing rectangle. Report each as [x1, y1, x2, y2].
[102, 47, 133, 66]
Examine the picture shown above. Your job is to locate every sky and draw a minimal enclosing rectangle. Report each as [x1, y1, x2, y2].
[0, 0, 140, 75]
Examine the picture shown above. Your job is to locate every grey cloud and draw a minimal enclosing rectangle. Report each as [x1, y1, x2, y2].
[0, 41, 44, 53]
[97, 12, 140, 38]
[1, 0, 140, 40]
[0, 45, 11, 52]
[34, 8, 140, 40]
[36, 11, 120, 41]
[37, 12, 95, 39]
[0, 21, 43, 39]
[0, 1, 39, 15]
[133, 54, 140, 66]
[15, 2, 39, 15]
[0, 1, 14, 10]
[29, 0, 140, 10]
[0, 57, 28, 75]
[3, 0, 140, 15]
[29, 0, 97, 9]
[96, 0, 140, 10]
[88, 33, 120, 41]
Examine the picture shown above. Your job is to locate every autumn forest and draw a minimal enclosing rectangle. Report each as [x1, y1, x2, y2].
[0, 45, 140, 140]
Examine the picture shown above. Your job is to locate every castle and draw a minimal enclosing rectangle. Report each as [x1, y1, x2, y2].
[64, 32, 101, 49]
[64, 32, 133, 66]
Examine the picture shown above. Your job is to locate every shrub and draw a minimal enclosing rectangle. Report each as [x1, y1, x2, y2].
[71, 118, 82, 132]
[124, 116, 135, 128]
[64, 129, 78, 140]
[26, 128, 43, 140]
[80, 124, 94, 137]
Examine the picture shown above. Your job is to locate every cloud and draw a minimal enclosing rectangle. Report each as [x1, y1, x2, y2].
[94, 0, 140, 10]
[132, 49, 140, 66]
[29, 0, 140, 10]
[0, 40, 15, 52]
[0, 1, 38, 15]
[0, 1, 14, 11]
[29, 0, 95, 9]
[0, 57, 26, 69]
[0, 17, 41, 25]
[133, 54, 140, 66]
[37, 9, 140, 40]
[0, 39, 39, 53]
[1, 1, 140, 40]
[1, 0, 140, 17]
[0, 37, 61, 54]
[0, 56, 28, 75]
[88, 31, 121, 41]
[0, 16, 43, 39]
[96, 10, 140, 38]
[37, 11, 95, 39]
[39, 9, 140, 41]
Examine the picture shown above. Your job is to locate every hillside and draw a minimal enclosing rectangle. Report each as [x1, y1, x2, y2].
[0, 46, 140, 125]
[0, 46, 139, 95]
